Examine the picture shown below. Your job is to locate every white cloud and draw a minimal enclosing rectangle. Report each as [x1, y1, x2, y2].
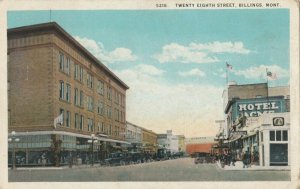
[153, 43, 218, 64]
[190, 41, 250, 54]
[232, 64, 289, 80]
[114, 65, 223, 137]
[178, 68, 206, 77]
[74, 36, 137, 64]
[153, 41, 250, 64]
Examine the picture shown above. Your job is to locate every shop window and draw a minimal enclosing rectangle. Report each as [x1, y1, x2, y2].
[270, 131, 275, 141]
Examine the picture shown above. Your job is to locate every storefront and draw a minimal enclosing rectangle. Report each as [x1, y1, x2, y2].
[8, 131, 130, 167]
[257, 113, 290, 166]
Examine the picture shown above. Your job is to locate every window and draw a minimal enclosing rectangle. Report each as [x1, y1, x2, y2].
[66, 111, 71, 127]
[270, 130, 288, 141]
[66, 57, 70, 75]
[270, 131, 275, 141]
[74, 88, 79, 106]
[109, 125, 112, 135]
[114, 90, 118, 102]
[97, 101, 105, 115]
[107, 106, 112, 119]
[107, 86, 112, 100]
[97, 80, 104, 95]
[59, 52, 64, 71]
[87, 96, 93, 111]
[101, 122, 105, 132]
[74, 64, 79, 80]
[283, 131, 288, 141]
[75, 113, 79, 129]
[66, 84, 71, 102]
[97, 122, 101, 132]
[86, 73, 93, 88]
[79, 66, 83, 82]
[80, 115, 84, 130]
[276, 131, 282, 141]
[59, 81, 64, 99]
[80, 90, 84, 107]
[60, 108, 64, 126]
[88, 118, 94, 132]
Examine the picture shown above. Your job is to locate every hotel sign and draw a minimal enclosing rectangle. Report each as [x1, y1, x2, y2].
[233, 97, 285, 121]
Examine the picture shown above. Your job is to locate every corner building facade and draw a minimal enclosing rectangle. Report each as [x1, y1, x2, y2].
[8, 22, 129, 166]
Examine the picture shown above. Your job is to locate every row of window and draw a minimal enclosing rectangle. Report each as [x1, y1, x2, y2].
[59, 81, 125, 122]
[270, 130, 288, 142]
[59, 108, 123, 136]
[59, 52, 125, 106]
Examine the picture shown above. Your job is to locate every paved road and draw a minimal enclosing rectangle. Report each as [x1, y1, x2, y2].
[8, 158, 290, 182]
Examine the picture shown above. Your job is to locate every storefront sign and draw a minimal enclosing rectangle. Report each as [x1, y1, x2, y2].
[233, 97, 285, 121]
[273, 117, 284, 126]
[232, 131, 247, 135]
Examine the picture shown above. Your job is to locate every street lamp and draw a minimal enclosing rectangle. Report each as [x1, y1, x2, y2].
[8, 131, 20, 170]
[88, 134, 98, 166]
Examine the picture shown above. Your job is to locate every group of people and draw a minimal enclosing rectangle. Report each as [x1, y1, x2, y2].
[215, 150, 259, 168]
[215, 152, 236, 167]
[242, 151, 259, 168]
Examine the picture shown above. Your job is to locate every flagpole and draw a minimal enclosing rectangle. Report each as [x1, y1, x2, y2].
[266, 68, 269, 112]
[226, 62, 228, 86]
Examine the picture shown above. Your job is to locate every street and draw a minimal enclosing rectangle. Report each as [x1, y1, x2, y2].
[8, 157, 290, 182]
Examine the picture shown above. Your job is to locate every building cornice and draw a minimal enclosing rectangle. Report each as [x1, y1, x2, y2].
[8, 22, 129, 90]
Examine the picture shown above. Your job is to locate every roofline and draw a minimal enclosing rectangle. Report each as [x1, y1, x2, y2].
[8, 22, 129, 90]
[228, 82, 267, 87]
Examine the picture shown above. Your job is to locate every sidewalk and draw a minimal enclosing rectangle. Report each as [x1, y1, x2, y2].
[216, 160, 290, 171]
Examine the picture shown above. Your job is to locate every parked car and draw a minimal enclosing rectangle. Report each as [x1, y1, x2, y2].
[194, 152, 209, 164]
[104, 152, 126, 166]
[128, 152, 145, 164]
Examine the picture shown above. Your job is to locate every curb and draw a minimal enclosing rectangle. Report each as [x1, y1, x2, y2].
[215, 161, 290, 171]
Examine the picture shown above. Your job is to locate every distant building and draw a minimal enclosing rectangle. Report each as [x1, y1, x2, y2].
[141, 128, 157, 154]
[157, 130, 179, 153]
[185, 137, 216, 155]
[125, 121, 142, 151]
[177, 135, 186, 153]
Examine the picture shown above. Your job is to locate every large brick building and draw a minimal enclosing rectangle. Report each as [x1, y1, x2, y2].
[7, 22, 129, 166]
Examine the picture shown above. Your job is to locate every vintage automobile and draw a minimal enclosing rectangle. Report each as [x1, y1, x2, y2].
[104, 152, 126, 166]
[127, 152, 145, 164]
[194, 152, 210, 164]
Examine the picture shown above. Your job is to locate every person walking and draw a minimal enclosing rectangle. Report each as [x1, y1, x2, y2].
[242, 151, 247, 168]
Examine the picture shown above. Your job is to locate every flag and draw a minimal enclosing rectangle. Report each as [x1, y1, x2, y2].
[226, 62, 233, 70]
[54, 113, 63, 128]
[267, 71, 277, 80]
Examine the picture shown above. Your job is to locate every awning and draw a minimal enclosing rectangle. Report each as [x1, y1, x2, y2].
[10, 131, 131, 145]
[241, 132, 257, 139]
[228, 135, 242, 142]
[97, 137, 131, 145]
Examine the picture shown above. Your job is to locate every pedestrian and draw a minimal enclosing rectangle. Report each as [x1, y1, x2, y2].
[242, 152, 247, 168]
[231, 152, 236, 166]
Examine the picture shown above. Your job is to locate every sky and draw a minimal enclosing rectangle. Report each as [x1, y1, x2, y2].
[7, 9, 290, 137]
